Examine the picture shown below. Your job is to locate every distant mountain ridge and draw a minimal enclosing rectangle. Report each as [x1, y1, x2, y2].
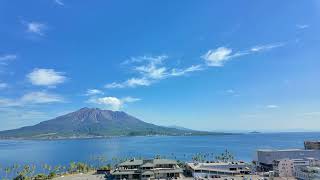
[0, 107, 229, 139]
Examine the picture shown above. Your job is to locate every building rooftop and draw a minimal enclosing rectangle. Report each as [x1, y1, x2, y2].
[118, 158, 178, 167]
[118, 159, 143, 166]
[187, 162, 250, 174]
[257, 149, 319, 152]
[187, 161, 247, 167]
[141, 171, 154, 175]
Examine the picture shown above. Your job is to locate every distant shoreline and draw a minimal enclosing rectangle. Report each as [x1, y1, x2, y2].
[1, 131, 320, 141]
[0, 133, 238, 141]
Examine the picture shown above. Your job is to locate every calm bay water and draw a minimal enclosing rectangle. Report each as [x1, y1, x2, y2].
[0, 132, 319, 168]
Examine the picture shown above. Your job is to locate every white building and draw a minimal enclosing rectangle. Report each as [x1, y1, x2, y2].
[186, 161, 250, 178]
[275, 159, 295, 177]
[111, 158, 183, 180]
[256, 149, 320, 171]
[272, 158, 320, 178]
[295, 166, 320, 180]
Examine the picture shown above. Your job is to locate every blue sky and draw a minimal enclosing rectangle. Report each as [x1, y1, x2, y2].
[0, 0, 319, 131]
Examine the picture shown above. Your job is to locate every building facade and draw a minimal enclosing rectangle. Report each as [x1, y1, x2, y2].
[295, 166, 320, 180]
[256, 149, 320, 171]
[304, 141, 320, 150]
[186, 161, 250, 178]
[111, 158, 183, 180]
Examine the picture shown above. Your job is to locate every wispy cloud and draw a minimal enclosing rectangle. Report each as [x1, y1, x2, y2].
[27, 68, 67, 87]
[105, 55, 202, 88]
[266, 104, 279, 109]
[26, 22, 47, 36]
[54, 0, 64, 6]
[170, 64, 203, 76]
[250, 42, 285, 52]
[87, 96, 140, 110]
[0, 54, 17, 65]
[0, 91, 64, 107]
[0, 83, 8, 89]
[105, 77, 152, 88]
[106, 42, 283, 89]
[85, 89, 104, 96]
[226, 89, 235, 94]
[202, 47, 234, 67]
[300, 112, 320, 117]
[296, 24, 309, 29]
[20, 91, 64, 104]
[121, 55, 167, 65]
[0, 108, 52, 131]
[203, 42, 285, 67]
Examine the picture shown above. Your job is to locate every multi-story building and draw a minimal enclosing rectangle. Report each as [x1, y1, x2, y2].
[273, 159, 295, 177]
[256, 149, 320, 171]
[295, 166, 320, 180]
[304, 141, 320, 150]
[111, 158, 183, 180]
[273, 159, 313, 177]
[186, 161, 251, 178]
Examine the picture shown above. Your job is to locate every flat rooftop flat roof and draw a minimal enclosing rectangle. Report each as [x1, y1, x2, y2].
[187, 162, 247, 166]
[257, 149, 319, 152]
[118, 158, 178, 167]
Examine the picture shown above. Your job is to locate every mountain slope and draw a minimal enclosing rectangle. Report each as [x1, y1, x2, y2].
[0, 107, 223, 139]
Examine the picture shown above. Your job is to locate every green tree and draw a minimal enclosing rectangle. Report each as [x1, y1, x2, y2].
[215, 149, 235, 162]
[33, 174, 47, 180]
[4, 166, 12, 179]
[69, 162, 76, 174]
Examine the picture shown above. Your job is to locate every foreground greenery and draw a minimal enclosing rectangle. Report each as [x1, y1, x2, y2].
[0, 150, 238, 180]
[0, 156, 112, 180]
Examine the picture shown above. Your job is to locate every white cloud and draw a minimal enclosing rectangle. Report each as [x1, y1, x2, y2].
[203, 43, 285, 67]
[106, 55, 203, 88]
[202, 47, 233, 67]
[226, 89, 235, 94]
[133, 56, 168, 79]
[0, 54, 16, 74]
[266, 104, 279, 109]
[0, 108, 51, 131]
[105, 77, 152, 88]
[0, 91, 64, 107]
[26, 22, 46, 36]
[296, 24, 309, 29]
[0, 54, 17, 65]
[122, 55, 167, 65]
[135, 65, 167, 79]
[87, 96, 140, 110]
[54, 0, 64, 6]
[170, 65, 203, 76]
[250, 43, 285, 52]
[0, 83, 8, 89]
[300, 112, 320, 117]
[0, 98, 21, 107]
[85, 89, 104, 96]
[104, 82, 125, 89]
[27, 68, 67, 87]
[20, 92, 64, 104]
[122, 96, 141, 103]
[126, 77, 152, 87]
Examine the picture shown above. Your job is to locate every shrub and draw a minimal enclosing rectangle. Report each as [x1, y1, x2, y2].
[48, 172, 57, 179]
[34, 174, 47, 180]
[13, 174, 29, 180]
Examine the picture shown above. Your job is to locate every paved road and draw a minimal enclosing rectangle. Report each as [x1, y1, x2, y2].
[53, 173, 105, 180]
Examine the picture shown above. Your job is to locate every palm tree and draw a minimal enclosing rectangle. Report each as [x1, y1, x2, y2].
[4, 166, 12, 179]
[30, 164, 36, 178]
[215, 149, 235, 162]
[12, 163, 20, 177]
[69, 162, 76, 174]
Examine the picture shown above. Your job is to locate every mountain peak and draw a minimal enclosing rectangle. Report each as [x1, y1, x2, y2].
[0, 108, 217, 139]
[77, 107, 122, 113]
